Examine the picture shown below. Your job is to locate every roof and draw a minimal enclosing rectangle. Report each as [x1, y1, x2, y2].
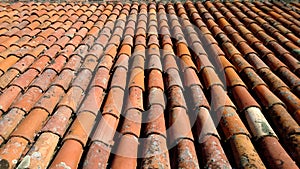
[0, 0, 299, 168]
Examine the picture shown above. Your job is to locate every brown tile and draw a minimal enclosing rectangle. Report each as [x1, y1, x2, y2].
[258, 136, 298, 169]
[229, 134, 266, 169]
[268, 104, 300, 136]
[288, 134, 300, 162]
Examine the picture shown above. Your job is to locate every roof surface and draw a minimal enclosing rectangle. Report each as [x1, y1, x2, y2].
[0, 0, 299, 169]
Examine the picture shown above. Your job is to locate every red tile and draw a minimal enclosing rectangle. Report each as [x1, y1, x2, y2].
[34, 85, 64, 114]
[42, 106, 72, 137]
[147, 54, 162, 71]
[258, 136, 298, 168]
[120, 108, 142, 137]
[30, 69, 57, 91]
[254, 85, 284, 108]
[72, 69, 92, 90]
[165, 69, 183, 90]
[83, 141, 111, 169]
[80, 86, 105, 114]
[184, 69, 201, 89]
[167, 86, 187, 109]
[173, 139, 199, 169]
[200, 135, 231, 168]
[163, 54, 178, 72]
[30, 56, 50, 73]
[10, 68, 39, 91]
[141, 134, 170, 168]
[51, 69, 74, 91]
[12, 86, 43, 112]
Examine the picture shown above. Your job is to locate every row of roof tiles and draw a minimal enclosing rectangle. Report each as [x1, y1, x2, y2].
[0, 0, 299, 169]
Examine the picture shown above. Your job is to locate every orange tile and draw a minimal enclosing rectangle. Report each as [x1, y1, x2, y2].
[49, 139, 83, 169]
[0, 137, 28, 169]
[111, 134, 139, 169]
[63, 111, 96, 146]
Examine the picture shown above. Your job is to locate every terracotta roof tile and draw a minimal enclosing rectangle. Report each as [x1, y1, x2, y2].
[0, 1, 300, 168]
